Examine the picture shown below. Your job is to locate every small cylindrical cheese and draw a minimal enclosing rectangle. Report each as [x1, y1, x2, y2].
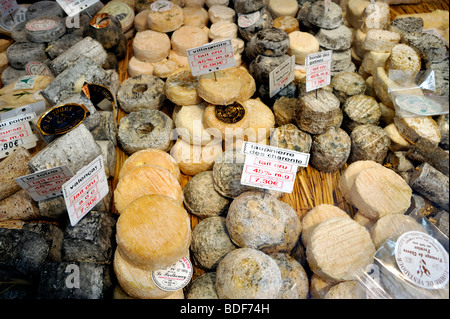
[209, 21, 238, 40]
[133, 30, 171, 63]
[183, 6, 209, 28]
[267, 0, 299, 18]
[127, 56, 154, 77]
[171, 25, 209, 57]
[288, 31, 320, 65]
[197, 70, 241, 105]
[208, 5, 236, 23]
[273, 15, 300, 34]
[164, 70, 202, 106]
[147, 2, 184, 33]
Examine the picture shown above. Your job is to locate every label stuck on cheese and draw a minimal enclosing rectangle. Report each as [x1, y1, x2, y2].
[62, 155, 109, 226]
[36, 103, 89, 136]
[186, 39, 236, 76]
[151, 256, 193, 292]
[240, 141, 310, 193]
[237, 11, 260, 28]
[15, 165, 74, 201]
[305, 50, 332, 92]
[14, 75, 37, 90]
[56, 0, 98, 17]
[150, 0, 174, 12]
[269, 55, 295, 98]
[0, 112, 39, 159]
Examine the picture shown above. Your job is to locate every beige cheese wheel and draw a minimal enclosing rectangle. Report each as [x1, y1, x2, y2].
[134, 9, 149, 31]
[208, 4, 236, 23]
[208, 21, 238, 40]
[197, 70, 241, 105]
[363, 29, 401, 53]
[386, 44, 421, 72]
[164, 70, 202, 106]
[361, 0, 390, 33]
[339, 160, 383, 206]
[384, 123, 411, 152]
[394, 115, 441, 145]
[118, 148, 181, 182]
[301, 204, 351, 248]
[147, 2, 184, 33]
[151, 58, 183, 79]
[350, 165, 412, 220]
[273, 15, 300, 34]
[288, 31, 320, 65]
[116, 194, 191, 271]
[113, 248, 173, 299]
[310, 274, 332, 299]
[267, 0, 299, 18]
[306, 217, 376, 284]
[370, 214, 427, 250]
[127, 56, 154, 77]
[133, 30, 171, 63]
[171, 25, 209, 57]
[241, 98, 275, 141]
[353, 211, 376, 230]
[203, 103, 250, 140]
[114, 164, 184, 214]
[346, 0, 370, 29]
[170, 138, 223, 176]
[183, 6, 209, 28]
[223, 66, 256, 102]
[359, 51, 390, 77]
[169, 50, 190, 68]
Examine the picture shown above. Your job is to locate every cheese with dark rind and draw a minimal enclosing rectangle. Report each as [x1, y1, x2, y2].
[307, 1, 343, 30]
[331, 71, 367, 103]
[6, 42, 47, 70]
[270, 123, 312, 153]
[237, 7, 273, 41]
[85, 14, 123, 50]
[25, 16, 66, 43]
[233, 0, 265, 14]
[185, 272, 219, 299]
[402, 32, 447, 63]
[46, 34, 83, 60]
[269, 253, 309, 299]
[349, 124, 391, 164]
[342, 94, 381, 131]
[315, 25, 352, 51]
[117, 74, 165, 112]
[254, 27, 290, 57]
[249, 54, 291, 85]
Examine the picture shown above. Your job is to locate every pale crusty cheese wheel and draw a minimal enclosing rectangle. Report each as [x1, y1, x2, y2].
[164, 69, 202, 106]
[363, 29, 401, 53]
[147, 2, 184, 33]
[116, 194, 191, 271]
[208, 21, 238, 40]
[183, 6, 209, 28]
[267, 0, 299, 18]
[361, 1, 390, 33]
[118, 148, 181, 182]
[133, 30, 171, 63]
[151, 58, 183, 79]
[113, 248, 173, 299]
[241, 98, 275, 141]
[163, 289, 185, 299]
[210, 37, 245, 55]
[350, 165, 412, 220]
[170, 138, 223, 176]
[339, 160, 383, 206]
[386, 44, 421, 73]
[273, 15, 300, 34]
[301, 204, 351, 248]
[134, 9, 149, 32]
[306, 217, 376, 283]
[370, 214, 427, 250]
[171, 25, 209, 57]
[394, 115, 441, 145]
[203, 103, 250, 140]
[359, 51, 390, 77]
[169, 50, 189, 68]
[197, 70, 241, 105]
[114, 164, 184, 214]
[288, 31, 320, 65]
[208, 4, 236, 23]
[346, 0, 370, 29]
[353, 212, 376, 230]
[127, 56, 154, 77]
[324, 281, 366, 299]
[185, 0, 205, 7]
[225, 66, 256, 102]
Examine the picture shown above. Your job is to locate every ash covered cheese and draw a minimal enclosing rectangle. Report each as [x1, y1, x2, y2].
[25, 16, 66, 43]
[310, 126, 351, 173]
[115, 194, 191, 271]
[342, 94, 381, 131]
[164, 70, 202, 106]
[98, 1, 135, 33]
[307, 1, 344, 30]
[254, 27, 290, 57]
[133, 30, 171, 63]
[147, 1, 184, 33]
[6, 42, 47, 70]
[349, 124, 391, 164]
[288, 31, 320, 65]
[270, 123, 312, 153]
[389, 17, 424, 36]
[306, 217, 376, 283]
[331, 71, 367, 103]
[215, 248, 283, 299]
[171, 25, 209, 57]
[249, 54, 291, 85]
[315, 25, 353, 51]
[402, 32, 447, 63]
[233, 0, 265, 14]
[190, 216, 237, 270]
[183, 171, 230, 219]
[237, 7, 273, 41]
[117, 74, 165, 112]
[269, 253, 309, 299]
[185, 272, 219, 299]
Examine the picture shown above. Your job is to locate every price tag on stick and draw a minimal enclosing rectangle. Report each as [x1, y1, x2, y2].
[186, 39, 235, 77]
[56, 0, 98, 17]
[305, 50, 332, 92]
[269, 55, 295, 98]
[0, 0, 18, 18]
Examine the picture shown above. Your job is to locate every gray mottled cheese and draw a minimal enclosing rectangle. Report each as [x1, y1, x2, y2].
[267, 0, 299, 19]
[164, 70, 202, 107]
[270, 123, 312, 153]
[171, 25, 209, 57]
[331, 71, 367, 103]
[117, 109, 174, 154]
[249, 54, 291, 85]
[117, 74, 165, 113]
[402, 32, 447, 63]
[10, 21, 29, 43]
[215, 247, 283, 299]
[147, 2, 184, 33]
[269, 253, 309, 299]
[389, 17, 424, 36]
[0, 66, 27, 86]
[6, 42, 47, 70]
[133, 30, 171, 63]
[307, 1, 343, 30]
[85, 14, 123, 50]
[310, 126, 351, 173]
[183, 171, 230, 219]
[233, 0, 265, 14]
[349, 124, 391, 164]
[237, 8, 273, 41]
[328, 48, 352, 73]
[273, 97, 297, 126]
[208, 5, 235, 23]
[315, 25, 352, 51]
[426, 59, 449, 97]
[295, 89, 341, 135]
[26, 1, 64, 20]
[342, 94, 381, 131]
[296, 1, 316, 32]
[25, 16, 66, 43]
[46, 33, 83, 60]
[186, 272, 219, 299]
[255, 27, 290, 57]
[190, 216, 236, 270]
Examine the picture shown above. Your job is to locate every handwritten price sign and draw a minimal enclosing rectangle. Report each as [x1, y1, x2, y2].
[186, 39, 236, 76]
[305, 50, 332, 92]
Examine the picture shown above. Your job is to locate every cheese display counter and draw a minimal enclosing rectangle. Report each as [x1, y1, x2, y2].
[0, 0, 448, 300]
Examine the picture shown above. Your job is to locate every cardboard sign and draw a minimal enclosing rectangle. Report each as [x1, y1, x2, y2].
[269, 55, 295, 98]
[0, 112, 39, 159]
[56, 0, 98, 17]
[186, 39, 235, 76]
[62, 155, 109, 226]
[305, 50, 332, 92]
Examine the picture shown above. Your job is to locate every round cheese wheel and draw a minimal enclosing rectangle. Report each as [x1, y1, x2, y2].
[127, 56, 154, 77]
[208, 21, 238, 40]
[233, 0, 265, 14]
[203, 103, 250, 141]
[151, 58, 182, 79]
[25, 16, 66, 43]
[147, 2, 184, 33]
[241, 98, 275, 141]
[185, 0, 206, 7]
[197, 70, 241, 105]
[118, 148, 181, 182]
[171, 25, 209, 57]
[225, 66, 256, 102]
[117, 74, 165, 112]
[134, 9, 149, 32]
[273, 15, 300, 34]
[208, 5, 236, 23]
[386, 43, 421, 73]
[288, 31, 320, 65]
[254, 27, 290, 57]
[113, 248, 173, 299]
[183, 6, 209, 28]
[133, 30, 171, 63]
[324, 281, 366, 299]
[114, 164, 184, 214]
[169, 50, 190, 68]
[164, 70, 202, 106]
[116, 194, 191, 270]
[99, 1, 135, 33]
[270, 253, 309, 299]
[267, 0, 299, 18]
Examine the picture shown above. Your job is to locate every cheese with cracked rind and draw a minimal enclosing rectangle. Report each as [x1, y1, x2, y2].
[147, 2, 184, 33]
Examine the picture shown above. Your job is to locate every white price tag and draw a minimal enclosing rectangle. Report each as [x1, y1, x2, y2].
[269, 55, 295, 98]
[0, 0, 17, 17]
[0, 112, 39, 159]
[324, 0, 331, 14]
[305, 50, 332, 92]
[240, 142, 310, 193]
[186, 39, 236, 77]
[15, 166, 74, 201]
[0, 101, 46, 122]
[62, 155, 109, 226]
[56, 0, 98, 17]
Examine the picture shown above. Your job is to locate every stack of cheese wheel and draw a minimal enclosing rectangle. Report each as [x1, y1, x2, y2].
[113, 148, 190, 299]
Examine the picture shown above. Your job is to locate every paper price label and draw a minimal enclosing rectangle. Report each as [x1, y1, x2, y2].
[0, 0, 18, 17]
[186, 39, 236, 76]
[56, 0, 99, 17]
[62, 155, 109, 226]
[0, 112, 39, 159]
[240, 142, 310, 193]
[15, 166, 74, 201]
[269, 55, 295, 98]
[305, 50, 332, 92]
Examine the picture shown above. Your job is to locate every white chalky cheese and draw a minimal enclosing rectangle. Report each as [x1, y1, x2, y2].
[175, 102, 217, 146]
[208, 21, 238, 40]
[363, 29, 401, 53]
[346, 0, 370, 29]
[288, 31, 320, 65]
[208, 5, 236, 23]
[359, 51, 390, 77]
[133, 30, 171, 63]
[361, 1, 390, 33]
[134, 9, 149, 32]
[127, 56, 154, 77]
[267, 0, 299, 18]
